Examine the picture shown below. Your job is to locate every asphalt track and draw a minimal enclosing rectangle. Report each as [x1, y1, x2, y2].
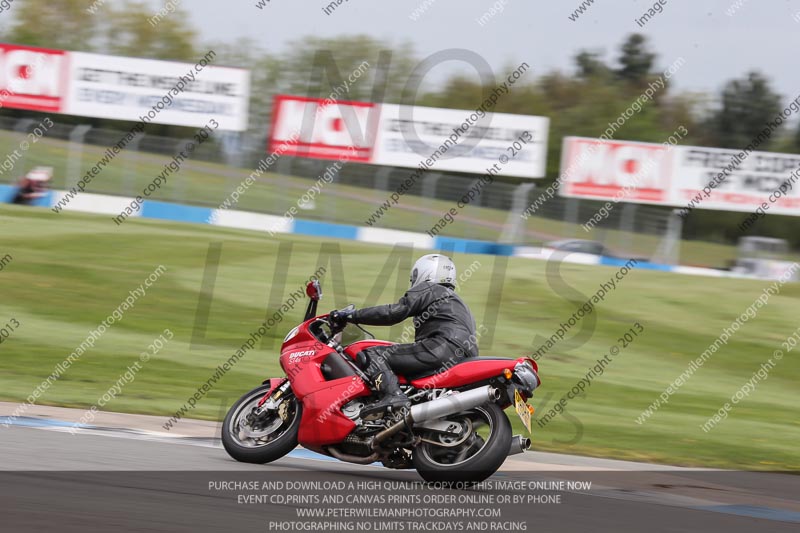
[1, 404, 798, 532]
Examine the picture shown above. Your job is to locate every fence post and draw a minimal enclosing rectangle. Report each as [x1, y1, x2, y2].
[461, 178, 483, 237]
[619, 202, 637, 253]
[123, 133, 144, 197]
[171, 138, 191, 203]
[277, 155, 292, 177]
[500, 182, 535, 244]
[375, 166, 392, 192]
[321, 158, 341, 222]
[13, 119, 34, 178]
[66, 125, 92, 191]
[564, 197, 580, 237]
[422, 172, 442, 223]
[652, 209, 683, 265]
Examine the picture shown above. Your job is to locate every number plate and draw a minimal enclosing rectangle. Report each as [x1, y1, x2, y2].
[514, 389, 532, 434]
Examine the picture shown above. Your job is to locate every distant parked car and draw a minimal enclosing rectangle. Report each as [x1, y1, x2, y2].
[545, 239, 648, 262]
[546, 239, 611, 256]
[732, 236, 797, 280]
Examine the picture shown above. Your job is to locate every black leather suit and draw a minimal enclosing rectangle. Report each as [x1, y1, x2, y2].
[351, 282, 478, 378]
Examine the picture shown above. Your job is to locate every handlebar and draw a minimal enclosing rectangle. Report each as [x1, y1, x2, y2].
[309, 314, 374, 350]
[308, 315, 345, 350]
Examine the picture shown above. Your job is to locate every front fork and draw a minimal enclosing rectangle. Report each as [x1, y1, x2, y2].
[257, 378, 290, 411]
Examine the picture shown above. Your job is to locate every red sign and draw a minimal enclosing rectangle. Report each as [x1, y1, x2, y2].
[0, 44, 67, 113]
[561, 137, 672, 203]
[267, 95, 377, 162]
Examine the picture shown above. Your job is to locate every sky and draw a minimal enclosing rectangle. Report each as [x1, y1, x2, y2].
[178, 0, 800, 104]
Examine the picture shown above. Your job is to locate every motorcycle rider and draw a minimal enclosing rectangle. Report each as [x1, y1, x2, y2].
[330, 254, 478, 418]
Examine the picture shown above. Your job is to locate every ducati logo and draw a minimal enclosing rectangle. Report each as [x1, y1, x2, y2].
[288, 350, 314, 363]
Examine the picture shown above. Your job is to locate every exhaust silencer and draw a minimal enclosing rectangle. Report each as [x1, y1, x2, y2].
[372, 385, 500, 447]
[508, 435, 531, 456]
[410, 385, 500, 424]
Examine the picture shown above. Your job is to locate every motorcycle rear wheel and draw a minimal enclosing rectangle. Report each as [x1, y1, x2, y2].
[222, 384, 302, 464]
[412, 403, 511, 483]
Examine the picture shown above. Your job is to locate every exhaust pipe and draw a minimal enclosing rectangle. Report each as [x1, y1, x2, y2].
[508, 435, 531, 456]
[327, 446, 380, 465]
[373, 386, 500, 448]
[410, 385, 500, 423]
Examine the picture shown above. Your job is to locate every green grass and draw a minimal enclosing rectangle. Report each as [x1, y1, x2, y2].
[1, 205, 798, 470]
[0, 129, 777, 268]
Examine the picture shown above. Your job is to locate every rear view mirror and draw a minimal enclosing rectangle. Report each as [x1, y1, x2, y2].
[306, 279, 322, 301]
[304, 279, 322, 321]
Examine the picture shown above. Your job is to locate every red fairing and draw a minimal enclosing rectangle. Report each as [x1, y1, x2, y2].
[279, 322, 335, 400]
[297, 376, 371, 447]
[343, 340, 394, 359]
[411, 357, 533, 389]
[279, 317, 374, 447]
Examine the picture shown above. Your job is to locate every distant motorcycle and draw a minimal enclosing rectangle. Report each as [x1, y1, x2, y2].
[222, 279, 541, 482]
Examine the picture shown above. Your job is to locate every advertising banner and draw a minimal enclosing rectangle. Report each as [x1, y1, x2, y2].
[560, 137, 673, 204]
[372, 104, 549, 178]
[65, 52, 250, 131]
[0, 44, 251, 131]
[675, 146, 800, 215]
[0, 44, 67, 113]
[560, 137, 800, 215]
[268, 95, 376, 161]
[268, 94, 550, 178]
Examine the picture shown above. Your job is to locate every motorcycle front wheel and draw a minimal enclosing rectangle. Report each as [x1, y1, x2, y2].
[222, 384, 302, 464]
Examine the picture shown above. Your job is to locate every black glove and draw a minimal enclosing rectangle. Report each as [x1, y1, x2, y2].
[329, 308, 354, 329]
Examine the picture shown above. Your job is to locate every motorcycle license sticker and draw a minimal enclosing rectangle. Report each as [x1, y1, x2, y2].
[515, 389, 532, 434]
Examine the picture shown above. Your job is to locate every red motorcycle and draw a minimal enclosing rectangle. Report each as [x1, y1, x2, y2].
[222, 280, 541, 482]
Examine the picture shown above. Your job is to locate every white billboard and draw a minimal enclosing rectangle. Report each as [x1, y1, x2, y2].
[268, 95, 549, 178]
[65, 52, 250, 131]
[373, 105, 549, 178]
[560, 137, 800, 215]
[676, 146, 800, 214]
[0, 44, 250, 131]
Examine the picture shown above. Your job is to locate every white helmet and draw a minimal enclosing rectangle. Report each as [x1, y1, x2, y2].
[410, 254, 456, 288]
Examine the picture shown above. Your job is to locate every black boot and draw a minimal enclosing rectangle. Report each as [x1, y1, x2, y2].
[360, 355, 410, 419]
